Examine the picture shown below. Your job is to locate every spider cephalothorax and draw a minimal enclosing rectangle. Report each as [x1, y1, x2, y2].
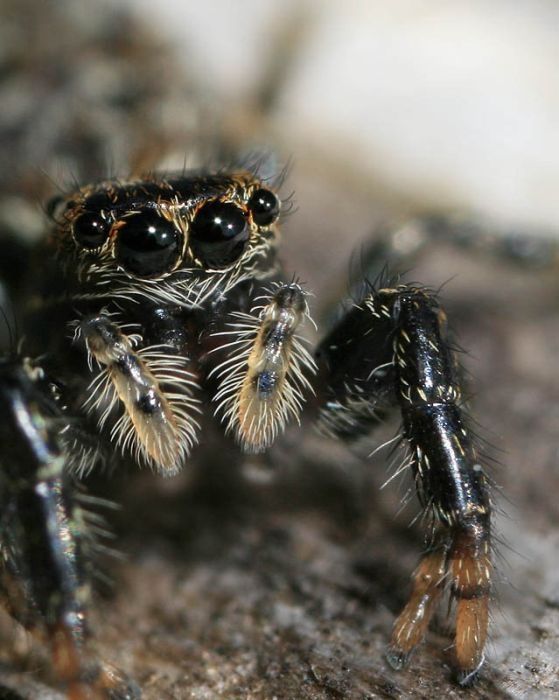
[29, 171, 315, 479]
[50, 171, 281, 307]
[1, 168, 492, 698]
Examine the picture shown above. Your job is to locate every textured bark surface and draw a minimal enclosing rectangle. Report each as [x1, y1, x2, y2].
[0, 2, 558, 699]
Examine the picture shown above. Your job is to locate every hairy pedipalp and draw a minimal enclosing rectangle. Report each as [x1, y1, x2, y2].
[80, 315, 200, 475]
[210, 282, 316, 452]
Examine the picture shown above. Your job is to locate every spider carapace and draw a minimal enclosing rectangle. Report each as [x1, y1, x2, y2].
[0, 169, 492, 698]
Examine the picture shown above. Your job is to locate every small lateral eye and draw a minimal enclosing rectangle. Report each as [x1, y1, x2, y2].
[248, 188, 280, 226]
[115, 211, 182, 278]
[190, 201, 249, 268]
[72, 212, 110, 250]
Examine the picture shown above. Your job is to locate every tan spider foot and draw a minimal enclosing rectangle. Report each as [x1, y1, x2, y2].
[50, 625, 140, 700]
[84, 662, 141, 700]
[58, 662, 141, 700]
[386, 546, 446, 670]
[387, 526, 491, 686]
[449, 528, 491, 686]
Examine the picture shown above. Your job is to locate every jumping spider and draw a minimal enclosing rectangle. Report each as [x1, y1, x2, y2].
[0, 168, 491, 698]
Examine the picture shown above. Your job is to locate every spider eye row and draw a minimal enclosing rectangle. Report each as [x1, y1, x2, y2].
[71, 188, 280, 277]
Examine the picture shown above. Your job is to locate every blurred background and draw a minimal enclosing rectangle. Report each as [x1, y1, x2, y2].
[126, 0, 559, 301]
[125, 0, 559, 228]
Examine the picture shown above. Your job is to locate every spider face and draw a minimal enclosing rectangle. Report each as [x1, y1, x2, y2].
[51, 171, 281, 307]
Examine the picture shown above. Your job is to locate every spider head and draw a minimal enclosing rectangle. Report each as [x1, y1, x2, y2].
[50, 171, 281, 306]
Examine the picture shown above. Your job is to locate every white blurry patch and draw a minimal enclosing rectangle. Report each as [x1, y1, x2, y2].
[123, 0, 559, 230]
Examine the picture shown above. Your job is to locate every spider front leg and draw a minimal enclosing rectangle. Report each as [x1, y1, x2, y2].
[317, 284, 492, 686]
[0, 358, 139, 699]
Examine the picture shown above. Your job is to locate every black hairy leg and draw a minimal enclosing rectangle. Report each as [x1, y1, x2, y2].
[0, 358, 139, 699]
[317, 283, 492, 686]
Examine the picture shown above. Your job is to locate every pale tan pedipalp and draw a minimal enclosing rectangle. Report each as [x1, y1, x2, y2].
[210, 283, 316, 453]
[80, 315, 200, 474]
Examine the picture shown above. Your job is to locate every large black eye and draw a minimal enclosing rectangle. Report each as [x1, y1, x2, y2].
[115, 211, 182, 277]
[248, 188, 280, 226]
[190, 201, 249, 268]
[73, 212, 110, 250]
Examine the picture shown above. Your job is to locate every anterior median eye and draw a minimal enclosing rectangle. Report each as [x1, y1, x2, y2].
[189, 201, 249, 268]
[73, 212, 110, 249]
[115, 211, 182, 278]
